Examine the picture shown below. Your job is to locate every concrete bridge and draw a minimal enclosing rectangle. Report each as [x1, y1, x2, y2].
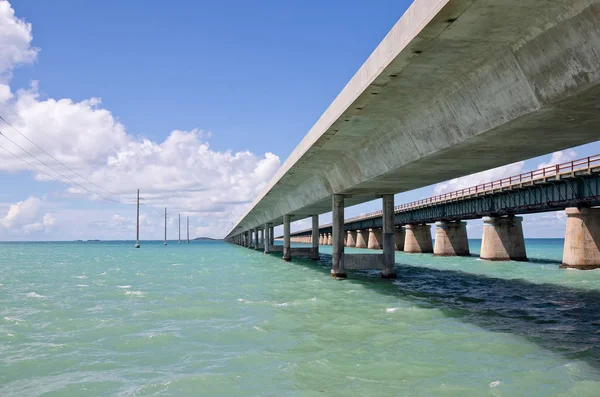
[226, 0, 600, 278]
[277, 155, 600, 270]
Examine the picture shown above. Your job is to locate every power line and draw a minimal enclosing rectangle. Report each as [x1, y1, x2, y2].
[0, 114, 122, 197]
[0, 141, 98, 197]
[0, 129, 125, 204]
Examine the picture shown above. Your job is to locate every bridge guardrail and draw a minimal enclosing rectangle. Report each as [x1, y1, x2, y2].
[344, 154, 600, 223]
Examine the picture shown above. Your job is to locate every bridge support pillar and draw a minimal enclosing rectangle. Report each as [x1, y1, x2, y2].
[561, 208, 600, 270]
[331, 194, 346, 279]
[346, 231, 356, 247]
[269, 226, 274, 246]
[395, 227, 405, 251]
[404, 224, 433, 253]
[355, 230, 368, 248]
[382, 194, 397, 279]
[327, 233, 332, 246]
[311, 215, 320, 260]
[368, 228, 382, 249]
[480, 216, 527, 261]
[283, 215, 291, 261]
[264, 223, 271, 254]
[434, 221, 470, 256]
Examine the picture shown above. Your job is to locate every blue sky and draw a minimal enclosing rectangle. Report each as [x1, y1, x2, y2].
[0, 0, 599, 241]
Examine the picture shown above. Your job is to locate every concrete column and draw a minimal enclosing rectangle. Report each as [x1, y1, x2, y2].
[283, 215, 291, 261]
[311, 215, 320, 260]
[355, 230, 368, 248]
[269, 226, 274, 246]
[344, 233, 348, 247]
[326, 233, 332, 245]
[346, 231, 356, 247]
[434, 221, 470, 256]
[332, 194, 346, 278]
[254, 228, 262, 250]
[394, 227, 405, 251]
[562, 208, 600, 269]
[382, 194, 397, 279]
[319, 234, 323, 245]
[480, 216, 527, 261]
[404, 224, 433, 253]
[367, 228, 383, 249]
[264, 223, 271, 253]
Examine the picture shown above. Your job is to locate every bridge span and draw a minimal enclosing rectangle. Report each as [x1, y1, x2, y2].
[281, 155, 600, 270]
[226, 0, 600, 278]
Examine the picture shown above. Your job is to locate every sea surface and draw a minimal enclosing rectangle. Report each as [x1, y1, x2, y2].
[1, 239, 600, 396]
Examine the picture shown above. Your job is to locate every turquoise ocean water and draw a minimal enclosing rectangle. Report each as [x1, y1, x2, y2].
[1, 239, 600, 396]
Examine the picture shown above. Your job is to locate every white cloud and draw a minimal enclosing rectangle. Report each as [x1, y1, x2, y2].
[0, 1, 281, 239]
[0, 196, 55, 234]
[433, 161, 525, 195]
[0, 1, 37, 77]
[537, 149, 578, 170]
[0, 195, 41, 228]
[43, 212, 55, 226]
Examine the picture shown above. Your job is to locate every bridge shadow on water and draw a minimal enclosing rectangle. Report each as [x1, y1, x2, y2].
[274, 253, 600, 371]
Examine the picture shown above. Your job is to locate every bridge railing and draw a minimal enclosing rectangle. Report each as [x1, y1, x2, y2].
[343, 154, 600, 224]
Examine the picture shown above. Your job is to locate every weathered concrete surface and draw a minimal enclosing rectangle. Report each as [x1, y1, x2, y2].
[283, 215, 291, 261]
[347, 231, 357, 247]
[344, 254, 385, 270]
[382, 194, 397, 278]
[290, 248, 315, 257]
[227, 0, 600, 240]
[332, 195, 346, 278]
[561, 207, 600, 269]
[367, 228, 383, 249]
[434, 221, 470, 256]
[404, 224, 433, 253]
[480, 216, 527, 261]
[355, 230, 368, 249]
[395, 227, 405, 251]
[311, 215, 320, 260]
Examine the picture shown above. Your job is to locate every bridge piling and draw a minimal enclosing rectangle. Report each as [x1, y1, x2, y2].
[331, 194, 346, 279]
[283, 215, 291, 261]
[347, 231, 357, 247]
[404, 224, 433, 253]
[382, 194, 397, 279]
[394, 227, 405, 251]
[311, 215, 320, 260]
[480, 216, 527, 261]
[355, 230, 368, 248]
[368, 228, 383, 249]
[264, 223, 271, 254]
[561, 208, 600, 270]
[434, 221, 470, 256]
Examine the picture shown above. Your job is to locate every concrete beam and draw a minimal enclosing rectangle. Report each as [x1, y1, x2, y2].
[344, 254, 385, 271]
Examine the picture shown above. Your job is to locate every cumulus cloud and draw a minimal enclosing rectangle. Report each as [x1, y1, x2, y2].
[0, 1, 281, 239]
[537, 149, 578, 170]
[0, 195, 41, 228]
[0, 196, 55, 234]
[433, 161, 525, 195]
[0, 0, 38, 102]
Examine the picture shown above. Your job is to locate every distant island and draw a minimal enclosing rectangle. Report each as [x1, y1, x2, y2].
[193, 237, 219, 241]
